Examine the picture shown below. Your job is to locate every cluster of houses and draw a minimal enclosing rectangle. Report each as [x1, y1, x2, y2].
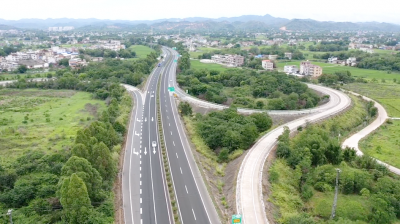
[328, 57, 357, 66]
[0, 40, 124, 72]
[263, 60, 323, 78]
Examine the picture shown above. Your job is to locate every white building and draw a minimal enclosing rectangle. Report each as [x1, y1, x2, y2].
[346, 57, 357, 66]
[262, 60, 274, 71]
[284, 65, 298, 74]
[268, 55, 278, 60]
[328, 57, 338, 64]
[284, 52, 292, 60]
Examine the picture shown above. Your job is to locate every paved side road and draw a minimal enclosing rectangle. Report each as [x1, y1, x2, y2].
[342, 92, 400, 175]
[236, 86, 351, 224]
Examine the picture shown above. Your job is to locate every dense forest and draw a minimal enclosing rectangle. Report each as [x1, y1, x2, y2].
[177, 68, 322, 110]
[0, 51, 159, 223]
[195, 107, 272, 162]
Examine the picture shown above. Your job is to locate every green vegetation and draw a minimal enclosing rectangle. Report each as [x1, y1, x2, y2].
[0, 89, 106, 161]
[0, 85, 130, 223]
[308, 41, 349, 52]
[190, 60, 227, 71]
[177, 68, 321, 110]
[345, 82, 400, 117]
[128, 45, 155, 59]
[360, 120, 400, 168]
[195, 107, 272, 161]
[269, 95, 400, 224]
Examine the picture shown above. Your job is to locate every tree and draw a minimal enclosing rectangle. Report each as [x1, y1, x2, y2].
[59, 173, 92, 224]
[58, 58, 70, 67]
[61, 156, 105, 202]
[17, 65, 28, 73]
[178, 102, 192, 116]
[250, 113, 272, 132]
[91, 142, 116, 182]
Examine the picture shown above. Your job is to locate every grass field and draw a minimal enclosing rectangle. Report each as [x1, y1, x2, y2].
[360, 120, 400, 168]
[345, 82, 400, 117]
[373, 49, 398, 55]
[190, 59, 228, 71]
[189, 47, 219, 59]
[129, 45, 155, 59]
[277, 60, 400, 80]
[0, 89, 106, 164]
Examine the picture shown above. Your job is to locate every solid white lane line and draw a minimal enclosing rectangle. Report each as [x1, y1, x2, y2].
[185, 185, 188, 194]
[127, 90, 141, 224]
[192, 208, 196, 220]
[180, 167, 182, 174]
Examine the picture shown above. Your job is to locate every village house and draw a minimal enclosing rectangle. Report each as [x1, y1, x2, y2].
[262, 60, 274, 71]
[300, 61, 323, 77]
[284, 65, 298, 74]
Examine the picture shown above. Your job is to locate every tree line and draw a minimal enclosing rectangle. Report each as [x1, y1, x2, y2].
[177, 68, 321, 110]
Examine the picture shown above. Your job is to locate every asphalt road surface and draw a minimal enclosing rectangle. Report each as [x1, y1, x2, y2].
[159, 47, 220, 224]
[122, 59, 173, 224]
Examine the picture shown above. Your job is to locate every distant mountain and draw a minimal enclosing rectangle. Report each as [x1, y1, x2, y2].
[284, 19, 400, 32]
[0, 15, 399, 32]
[0, 24, 17, 30]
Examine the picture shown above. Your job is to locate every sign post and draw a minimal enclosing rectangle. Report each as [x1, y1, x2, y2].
[232, 214, 242, 224]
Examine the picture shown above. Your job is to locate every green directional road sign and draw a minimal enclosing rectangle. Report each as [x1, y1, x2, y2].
[173, 59, 177, 62]
[172, 47, 177, 50]
[178, 54, 181, 57]
[232, 214, 242, 224]
[168, 87, 175, 92]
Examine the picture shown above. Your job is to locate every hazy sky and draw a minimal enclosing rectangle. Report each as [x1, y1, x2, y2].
[2, 0, 400, 24]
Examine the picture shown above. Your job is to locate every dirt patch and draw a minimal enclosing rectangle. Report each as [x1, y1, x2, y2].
[83, 103, 99, 117]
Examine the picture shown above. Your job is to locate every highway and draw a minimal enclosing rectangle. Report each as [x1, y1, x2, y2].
[122, 59, 173, 224]
[158, 47, 220, 224]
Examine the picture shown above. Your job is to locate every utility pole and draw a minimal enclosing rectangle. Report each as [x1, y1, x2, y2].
[7, 209, 13, 224]
[331, 168, 341, 220]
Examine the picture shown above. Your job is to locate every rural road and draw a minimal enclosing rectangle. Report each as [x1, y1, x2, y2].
[341, 92, 400, 175]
